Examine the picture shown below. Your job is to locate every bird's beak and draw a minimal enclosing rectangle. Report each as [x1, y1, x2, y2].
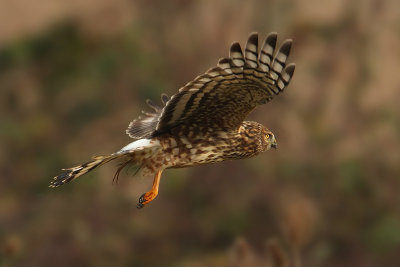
[271, 142, 277, 149]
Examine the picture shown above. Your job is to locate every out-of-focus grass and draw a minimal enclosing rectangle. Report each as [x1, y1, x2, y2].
[1, 1, 400, 266]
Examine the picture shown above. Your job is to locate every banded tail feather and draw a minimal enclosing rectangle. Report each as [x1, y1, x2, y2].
[49, 154, 123, 188]
[50, 139, 161, 188]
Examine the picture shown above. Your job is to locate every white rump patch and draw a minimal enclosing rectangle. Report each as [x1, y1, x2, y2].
[119, 139, 160, 152]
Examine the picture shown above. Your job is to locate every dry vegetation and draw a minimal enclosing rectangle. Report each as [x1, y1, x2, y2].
[1, 0, 400, 266]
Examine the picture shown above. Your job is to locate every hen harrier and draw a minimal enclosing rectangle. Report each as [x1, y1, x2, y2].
[50, 32, 296, 208]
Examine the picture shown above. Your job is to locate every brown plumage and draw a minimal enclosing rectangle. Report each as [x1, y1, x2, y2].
[50, 32, 296, 208]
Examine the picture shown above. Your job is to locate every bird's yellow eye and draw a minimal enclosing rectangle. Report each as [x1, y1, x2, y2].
[265, 134, 271, 139]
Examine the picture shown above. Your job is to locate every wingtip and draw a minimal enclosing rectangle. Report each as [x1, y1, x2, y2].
[249, 31, 259, 37]
[266, 32, 278, 46]
[230, 42, 242, 54]
[247, 32, 259, 44]
[285, 63, 296, 76]
[280, 39, 293, 56]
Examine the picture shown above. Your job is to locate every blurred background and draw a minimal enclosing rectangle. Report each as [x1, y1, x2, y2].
[1, 0, 400, 266]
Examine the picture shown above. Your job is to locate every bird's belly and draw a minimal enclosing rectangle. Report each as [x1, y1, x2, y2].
[171, 149, 226, 168]
[150, 135, 244, 170]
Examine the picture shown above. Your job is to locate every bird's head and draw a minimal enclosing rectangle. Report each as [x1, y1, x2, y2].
[260, 127, 277, 151]
[240, 121, 277, 153]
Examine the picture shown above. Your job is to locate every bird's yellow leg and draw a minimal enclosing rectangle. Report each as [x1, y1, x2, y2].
[137, 170, 162, 209]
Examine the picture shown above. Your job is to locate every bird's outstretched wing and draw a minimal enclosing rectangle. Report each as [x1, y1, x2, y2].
[154, 32, 295, 135]
[127, 32, 295, 139]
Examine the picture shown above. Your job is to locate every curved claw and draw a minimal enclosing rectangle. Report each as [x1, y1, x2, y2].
[136, 170, 162, 209]
[137, 192, 157, 209]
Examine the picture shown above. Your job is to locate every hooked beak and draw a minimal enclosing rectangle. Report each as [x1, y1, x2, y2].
[271, 142, 277, 149]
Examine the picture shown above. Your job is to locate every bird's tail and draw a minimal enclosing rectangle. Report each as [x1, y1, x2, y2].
[50, 139, 161, 188]
[49, 154, 124, 188]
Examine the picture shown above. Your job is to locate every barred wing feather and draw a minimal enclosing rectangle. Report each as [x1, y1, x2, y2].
[153, 32, 295, 135]
[126, 32, 295, 138]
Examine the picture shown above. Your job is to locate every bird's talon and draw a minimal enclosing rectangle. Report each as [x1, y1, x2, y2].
[139, 193, 145, 203]
[137, 192, 156, 209]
